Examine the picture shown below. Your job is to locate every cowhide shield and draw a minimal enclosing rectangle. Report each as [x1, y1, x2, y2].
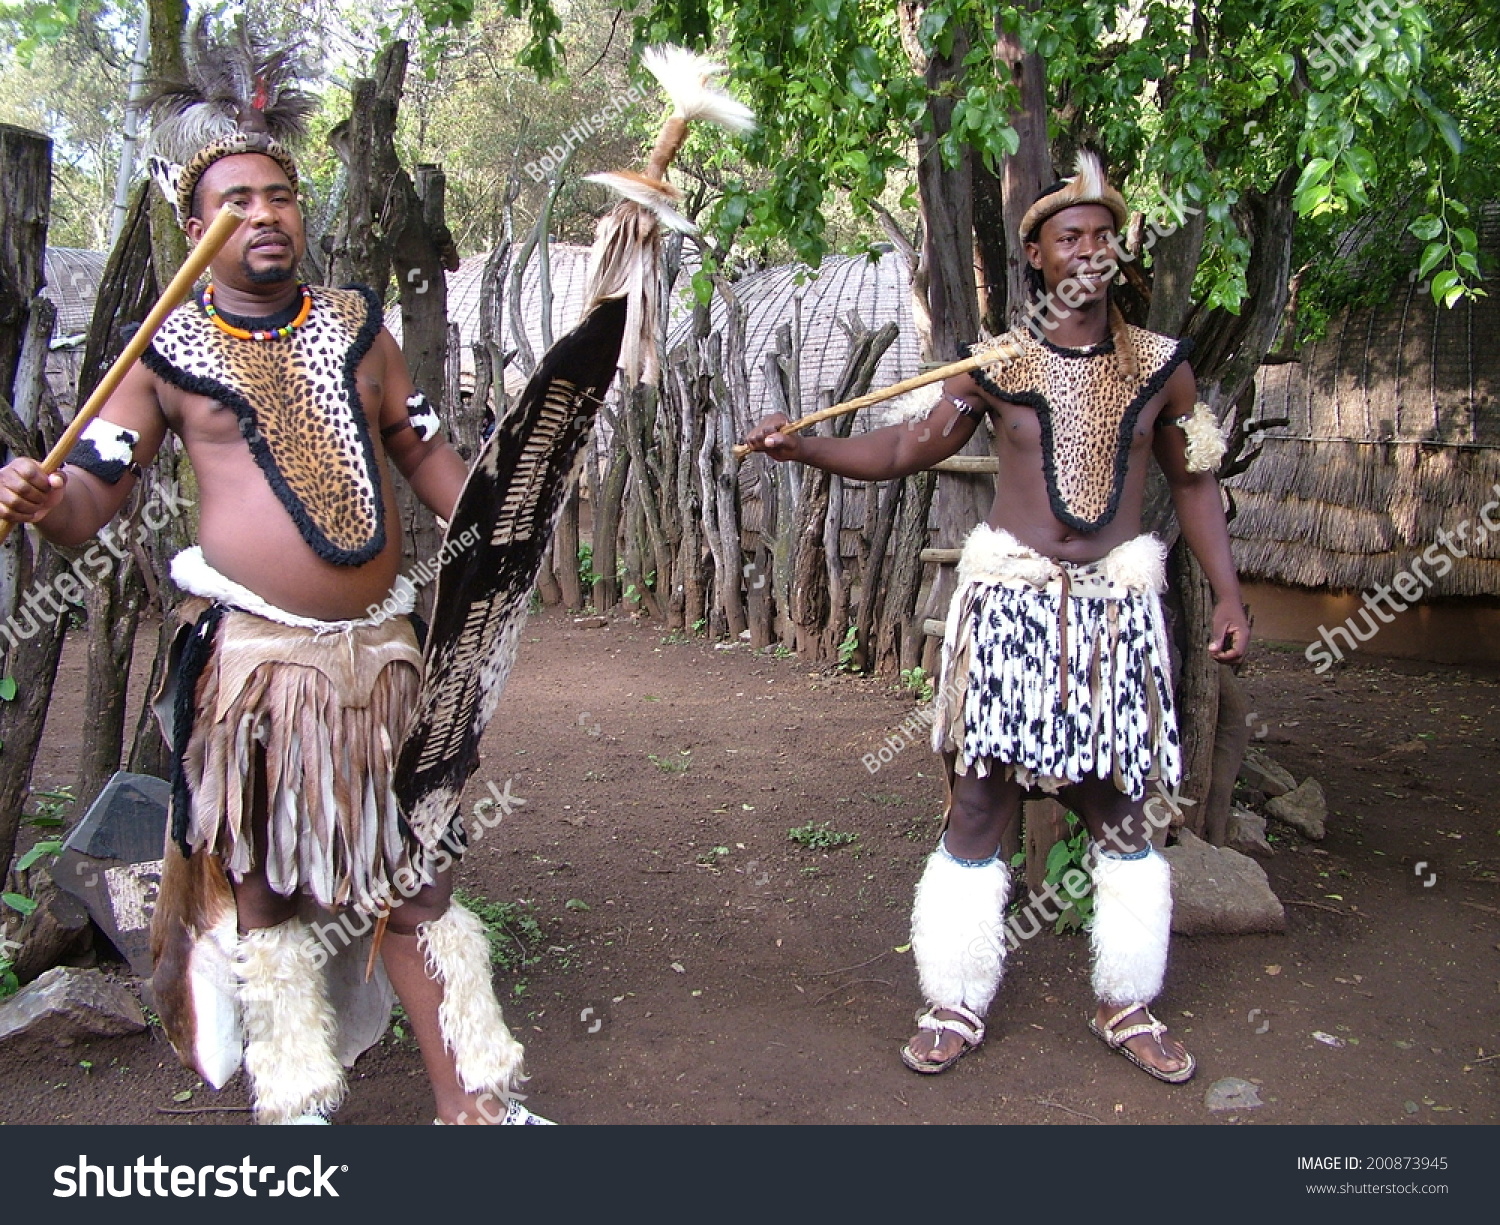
[396, 295, 628, 850]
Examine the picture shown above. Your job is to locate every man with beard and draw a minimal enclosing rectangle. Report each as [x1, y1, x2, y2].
[0, 129, 545, 1125]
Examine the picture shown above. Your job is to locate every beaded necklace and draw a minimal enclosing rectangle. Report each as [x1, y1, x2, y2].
[202, 281, 313, 341]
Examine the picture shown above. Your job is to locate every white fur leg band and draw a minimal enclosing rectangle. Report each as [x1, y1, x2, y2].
[418, 901, 526, 1097]
[910, 843, 1010, 1015]
[1089, 849, 1172, 1005]
[235, 918, 346, 1124]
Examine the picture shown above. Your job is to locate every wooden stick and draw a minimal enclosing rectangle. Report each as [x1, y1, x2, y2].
[0, 203, 247, 545]
[730, 337, 1025, 459]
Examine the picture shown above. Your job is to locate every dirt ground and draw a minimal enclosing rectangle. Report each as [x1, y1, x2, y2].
[2, 607, 1496, 1126]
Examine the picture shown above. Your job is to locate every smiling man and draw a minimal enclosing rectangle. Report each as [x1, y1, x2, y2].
[743, 152, 1248, 1087]
[0, 105, 547, 1124]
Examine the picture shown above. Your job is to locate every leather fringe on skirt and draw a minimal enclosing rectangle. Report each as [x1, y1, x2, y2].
[172, 598, 425, 913]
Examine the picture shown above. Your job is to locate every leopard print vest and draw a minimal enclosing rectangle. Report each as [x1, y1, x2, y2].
[967, 325, 1191, 533]
[144, 286, 387, 566]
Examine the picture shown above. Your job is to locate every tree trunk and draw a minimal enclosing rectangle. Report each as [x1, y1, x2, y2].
[555, 489, 583, 610]
[127, 615, 176, 778]
[995, 13, 1052, 326]
[0, 125, 55, 883]
[75, 181, 162, 808]
[331, 49, 459, 617]
[1170, 548, 1219, 836]
[872, 471, 936, 674]
[1186, 169, 1298, 409]
[76, 547, 147, 810]
[0, 125, 49, 409]
[146, 0, 189, 288]
[909, 32, 994, 675]
[1023, 799, 1071, 895]
[1204, 664, 1250, 846]
[592, 436, 629, 612]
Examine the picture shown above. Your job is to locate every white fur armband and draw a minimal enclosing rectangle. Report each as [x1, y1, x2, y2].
[64, 418, 141, 484]
[405, 392, 441, 442]
[1178, 402, 1227, 473]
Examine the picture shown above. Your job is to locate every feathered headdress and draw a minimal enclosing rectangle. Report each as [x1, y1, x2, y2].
[147, 12, 320, 229]
[1019, 150, 1137, 381]
[582, 47, 756, 385]
[1019, 150, 1129, 242]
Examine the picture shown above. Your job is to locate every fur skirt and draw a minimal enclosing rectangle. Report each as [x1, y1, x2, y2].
[932, 525, 1181, 800]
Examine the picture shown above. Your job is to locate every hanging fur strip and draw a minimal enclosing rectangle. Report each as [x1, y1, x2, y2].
[177, 603, 424, 913]
[147, 11, 319, 226]
[397, 47, 756, 851]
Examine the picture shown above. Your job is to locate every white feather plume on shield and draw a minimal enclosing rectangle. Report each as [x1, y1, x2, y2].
[582, 47, 757, 386]
[641, 44, 757, 132]
[397, 47, 757, 849]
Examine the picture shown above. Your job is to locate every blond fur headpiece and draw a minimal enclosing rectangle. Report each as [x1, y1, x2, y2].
[1019, 150, 1129, 243]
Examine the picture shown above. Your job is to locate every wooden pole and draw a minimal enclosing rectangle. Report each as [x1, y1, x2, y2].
[0, 202, 245, 545]
[729, 336, 1023, 458]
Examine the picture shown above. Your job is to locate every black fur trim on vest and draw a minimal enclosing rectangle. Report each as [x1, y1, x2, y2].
[141, 286, 387, 566]
[965, 332, 1193, 534]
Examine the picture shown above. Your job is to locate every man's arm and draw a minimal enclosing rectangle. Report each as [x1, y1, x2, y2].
[742, 375, 986, 479]
[1153, 361, 1249, 663]
[372, 330, 469, 522]
[0, 359, 169, 547]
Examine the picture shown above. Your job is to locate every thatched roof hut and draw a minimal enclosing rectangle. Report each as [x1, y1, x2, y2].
[40, 247, 107, 409]
[385, 242, 598, 390]
[1228, 207, 1500, 603]
[665, 248, 920, 429]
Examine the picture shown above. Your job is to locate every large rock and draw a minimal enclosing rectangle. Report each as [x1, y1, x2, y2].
[0, 966, 146, 1049]
[53, 771, 169, 977]
[1239, 746, 1297, 798]
[1164, 829, 1286, 935]
[1265, 777, 1327, 841]
[1227, 806, 1275, 858]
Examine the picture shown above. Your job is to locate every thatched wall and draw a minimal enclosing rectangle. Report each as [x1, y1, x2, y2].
[1230, 206, 1500, 598]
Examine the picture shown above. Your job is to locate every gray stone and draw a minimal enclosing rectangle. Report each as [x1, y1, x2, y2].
[0, 966, 146, 1049]
[1265, 777, 1328, 841]
[1227, 806, 1275, 857]
[1164, 829, 1286, 934]
[53, 771, 169, 977]
[1240, 746, 1297, 798]
[1205, 1076, 1264, 1112]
